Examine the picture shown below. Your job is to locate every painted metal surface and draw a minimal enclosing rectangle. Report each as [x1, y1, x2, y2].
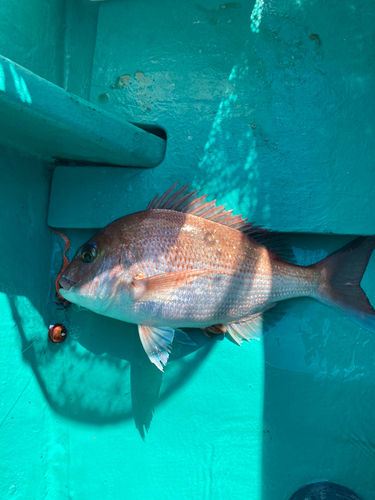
[1, 1, 375, 500]
[0, 0, 66, 86]
[86, 0, 375, 235]
[0, 56, 166, 167]
[2, 198, 375, 499]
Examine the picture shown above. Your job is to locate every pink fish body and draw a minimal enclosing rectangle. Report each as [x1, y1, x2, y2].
[59, 184, 375, 370]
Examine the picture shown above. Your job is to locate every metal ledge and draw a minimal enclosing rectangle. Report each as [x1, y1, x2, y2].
[0, 55, 166, 167]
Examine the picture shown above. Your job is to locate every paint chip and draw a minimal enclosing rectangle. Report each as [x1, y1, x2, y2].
[112, 74, 131, 89]
[98, 93, 109, 103]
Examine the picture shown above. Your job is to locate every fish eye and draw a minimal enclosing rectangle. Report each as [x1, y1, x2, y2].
[80, 243, 97, 263]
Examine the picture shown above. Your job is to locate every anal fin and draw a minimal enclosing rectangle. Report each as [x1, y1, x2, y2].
[224, 314, 264, 345]
[224, 303, 287, 345]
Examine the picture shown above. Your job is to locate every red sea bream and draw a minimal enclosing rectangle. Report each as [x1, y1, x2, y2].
[59, 184, 375, 370]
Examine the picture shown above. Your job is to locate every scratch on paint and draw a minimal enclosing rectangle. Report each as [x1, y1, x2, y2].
[0, 373, 34, 428]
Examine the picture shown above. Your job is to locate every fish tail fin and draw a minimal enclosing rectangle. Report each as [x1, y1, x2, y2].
[313, 236, 375, 332]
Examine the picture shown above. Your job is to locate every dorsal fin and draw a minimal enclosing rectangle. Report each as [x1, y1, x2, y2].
[147, 183, 250, 230]
[147, 183, 295, 263]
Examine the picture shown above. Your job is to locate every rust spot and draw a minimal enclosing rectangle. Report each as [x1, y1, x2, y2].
[309, 33, 322, 46]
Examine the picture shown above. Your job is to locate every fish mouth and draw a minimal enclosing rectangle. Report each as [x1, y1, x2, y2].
[59, 276, 76, 291]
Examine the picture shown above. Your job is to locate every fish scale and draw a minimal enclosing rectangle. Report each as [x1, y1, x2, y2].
[59, 184, 375, 371]
[86, 210, 312, 327]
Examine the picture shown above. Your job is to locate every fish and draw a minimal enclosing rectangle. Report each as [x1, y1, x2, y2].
[59, 183, 375, 371]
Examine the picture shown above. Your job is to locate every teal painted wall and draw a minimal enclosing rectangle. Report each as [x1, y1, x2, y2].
[0, 0, 66, 85]
[1, 1, 375, 499]
[0, 147, 55, 497]
[88, 0, 375, 235]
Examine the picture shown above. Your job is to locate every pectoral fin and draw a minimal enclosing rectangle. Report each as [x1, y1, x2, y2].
[131, 269, 215, 302]
[138, 325, 196, 371]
